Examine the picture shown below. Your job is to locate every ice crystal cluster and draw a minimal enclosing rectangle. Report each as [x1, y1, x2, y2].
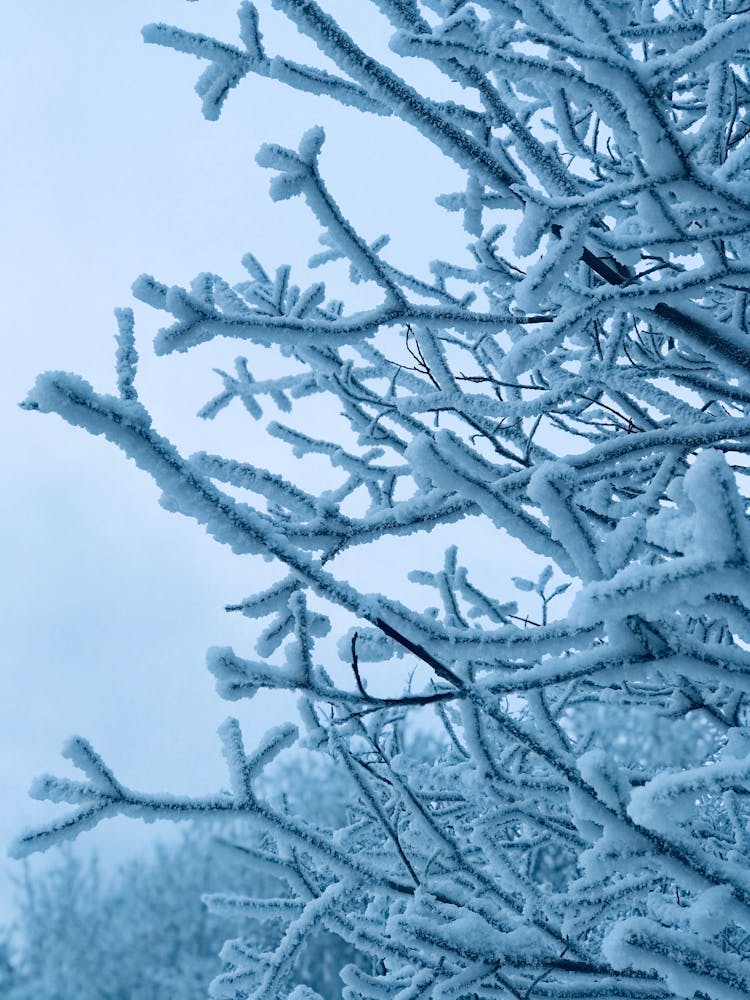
[16, 1, 750, 997]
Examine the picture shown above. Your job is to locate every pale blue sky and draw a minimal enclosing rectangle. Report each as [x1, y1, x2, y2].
[1, 1, 538, 924]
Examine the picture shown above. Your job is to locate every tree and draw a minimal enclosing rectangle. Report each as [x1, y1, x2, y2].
[8, 839, 227, 999]
[7, 757, 362, 999]
[14, 0, 750, 997]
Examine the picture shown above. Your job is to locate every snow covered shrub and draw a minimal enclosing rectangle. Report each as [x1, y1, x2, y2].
[16, 0, 750, 997]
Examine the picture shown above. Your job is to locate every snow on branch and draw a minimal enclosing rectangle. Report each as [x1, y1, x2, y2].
[21, 0, 750, 997]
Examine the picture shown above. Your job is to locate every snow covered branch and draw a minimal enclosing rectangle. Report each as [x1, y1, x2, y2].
[21, 1, 750, 997]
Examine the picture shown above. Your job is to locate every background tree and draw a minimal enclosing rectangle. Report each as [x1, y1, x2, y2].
[8, 840, 228, 999]
[6, 756, 362, 999]
[14, 0, 750, 997]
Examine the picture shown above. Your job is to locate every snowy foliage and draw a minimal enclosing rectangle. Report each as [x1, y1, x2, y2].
[17, 0, 750, 997]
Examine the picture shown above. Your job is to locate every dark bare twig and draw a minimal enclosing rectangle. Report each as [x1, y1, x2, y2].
[374, 617, 464, 688]
[405, 324, 441, 390]
[350, 631, 369, 700]
[350, 631, 458, 707]
[576, 394, 644, 433]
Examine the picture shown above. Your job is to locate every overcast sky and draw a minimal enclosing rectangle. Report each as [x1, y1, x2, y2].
[1, 1, 542, 925]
